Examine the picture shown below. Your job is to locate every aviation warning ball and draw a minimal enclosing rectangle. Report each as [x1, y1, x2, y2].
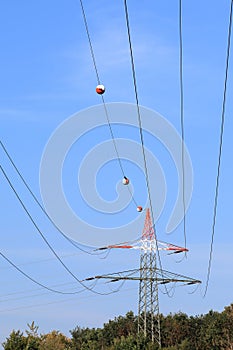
[96, 84, 105, 94]
[137, 206, 143, 212]
[122, 176, 130, 185]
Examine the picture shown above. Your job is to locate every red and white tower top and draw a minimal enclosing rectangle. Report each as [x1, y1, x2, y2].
[142, 208, 155, 241]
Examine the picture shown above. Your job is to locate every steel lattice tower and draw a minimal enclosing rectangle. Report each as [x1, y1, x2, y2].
[138, 208, 161, 347]
[83, 208, 201, 347]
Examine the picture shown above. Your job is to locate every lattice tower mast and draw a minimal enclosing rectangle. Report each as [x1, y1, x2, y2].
[138, 208, 161, 347]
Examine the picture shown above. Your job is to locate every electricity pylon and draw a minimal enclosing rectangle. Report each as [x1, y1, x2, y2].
[138, 208, 161, 346]
[84, 209, 201, 348]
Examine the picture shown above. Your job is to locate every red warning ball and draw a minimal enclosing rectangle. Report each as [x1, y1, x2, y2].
[137, 206, 143, 212]
[122, 176, 130, 185]
[96, 84, 105, 95]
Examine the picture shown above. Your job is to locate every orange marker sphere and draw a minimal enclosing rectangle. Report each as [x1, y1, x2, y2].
[96, 84, 105, 95]
[122, 176, 130, 185]
[137, 206, 143, 212]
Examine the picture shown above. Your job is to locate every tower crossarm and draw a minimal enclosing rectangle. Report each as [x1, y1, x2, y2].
[82, 267, 201, 286]
[94, 239, 188, 254]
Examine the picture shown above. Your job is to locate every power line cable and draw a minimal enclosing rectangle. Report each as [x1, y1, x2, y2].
[123, 0, 155, 234]
[79, 0, 100, 85]
[78, 0, 138, 206]
[123, 1, 180, 302]
[0, 281, 80, 299]
[178, 0, 187, 253]
[0, 165, 120, 296]
[0, 252, 82, 270]
[203, 0, 233, 297]
[79, 0, 125, 176]
[123, 0, 166, 280]
[0, 140, 103, 256]
[0, 250, 84, 295]
[0, 286, 138, 314]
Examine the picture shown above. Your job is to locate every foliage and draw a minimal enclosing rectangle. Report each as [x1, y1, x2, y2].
[3, 304, 233, 349]
[25, 322, 40, 350]
[39, 330, 71, 350]
[2, 330, 27, 350]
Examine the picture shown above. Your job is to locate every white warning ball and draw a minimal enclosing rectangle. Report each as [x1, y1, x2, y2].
[122, 176, 130, 185]
[96, 84, 105, 95]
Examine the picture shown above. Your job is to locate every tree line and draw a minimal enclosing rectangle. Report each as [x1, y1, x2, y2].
[3, 304, 233, 349]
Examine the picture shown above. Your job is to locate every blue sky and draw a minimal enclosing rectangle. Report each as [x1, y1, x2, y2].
[1, 0, 233, 346]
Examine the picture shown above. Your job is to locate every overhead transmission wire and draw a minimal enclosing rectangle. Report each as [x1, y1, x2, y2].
[203, 0, 233, 297]
[0, 280, 91, 300]
[79, 0, 174, 299]
[78, 0, 138, 207]
[0, 249, 89, 271]
[0, 140, 103, 257]
[0, 165, 121, 296]
[0, 281, 84, 300]
[0, 1, 137, 297]
[0, 250, 85, 295]
[0, 286, 138, 314]
[122, 0, 166, 280]
[178, 0, 187, 254]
